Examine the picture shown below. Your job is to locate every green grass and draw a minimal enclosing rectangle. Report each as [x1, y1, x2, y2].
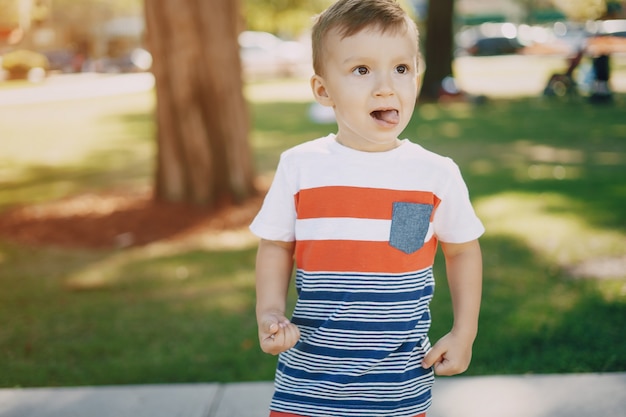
[0, 80, 625, 388]
[407, 97, 626, 374]
[0, 92, 154, 209]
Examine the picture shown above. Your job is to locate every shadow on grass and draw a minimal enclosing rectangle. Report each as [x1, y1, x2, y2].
[0, 243, 278, 387]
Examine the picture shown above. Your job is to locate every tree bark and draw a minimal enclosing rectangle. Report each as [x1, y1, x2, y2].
[144, 0, 255, 207]
[420, 0, 455, 101]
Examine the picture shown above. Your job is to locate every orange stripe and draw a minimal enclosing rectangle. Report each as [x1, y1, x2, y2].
[295, 238, 437, 273]
[295, 186, 440, 220]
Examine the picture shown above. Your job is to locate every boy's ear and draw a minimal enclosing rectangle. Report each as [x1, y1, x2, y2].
[311, 74, 334, 107]
[415, 74, 423, 97]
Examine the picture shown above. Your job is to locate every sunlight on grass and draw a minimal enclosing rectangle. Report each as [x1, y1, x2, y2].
[64, 228, 258, 293]
[476, 191, 626, 277]
[515, 141, 586, 164]
[0, 92, 155, 208]
[594, 151, 624, 166]
[0, 92, 154, 166]
[417, 102, 474, 121]
[439, 121, 462, 138]
[511, 141, 624, 171]
[145, 265, 256, 314]
[491, 140, 625, 182]
[63, 236, 259, 314]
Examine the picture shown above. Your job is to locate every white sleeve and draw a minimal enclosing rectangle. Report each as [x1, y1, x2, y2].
[249, 154, 297, 242]
[432, 159, 485, 243]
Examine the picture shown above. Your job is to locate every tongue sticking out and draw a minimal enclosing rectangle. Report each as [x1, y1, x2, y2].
[372, 109, 399, 124]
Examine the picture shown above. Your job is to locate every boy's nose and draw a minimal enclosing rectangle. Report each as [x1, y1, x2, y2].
[374, 73, 394, 97]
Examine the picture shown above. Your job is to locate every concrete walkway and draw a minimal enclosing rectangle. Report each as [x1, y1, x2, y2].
[0, 373, 625, 417]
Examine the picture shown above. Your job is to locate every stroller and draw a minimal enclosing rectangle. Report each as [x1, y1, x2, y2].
[543, 49, 584, 97]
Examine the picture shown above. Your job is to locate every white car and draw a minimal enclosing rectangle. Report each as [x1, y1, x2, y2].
[239, 31, 309, 79]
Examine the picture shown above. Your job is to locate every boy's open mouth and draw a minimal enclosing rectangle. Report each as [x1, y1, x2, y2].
[370, 109, 399, 125]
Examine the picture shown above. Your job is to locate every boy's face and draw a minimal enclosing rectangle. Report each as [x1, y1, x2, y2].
[311, 25, 420, 152]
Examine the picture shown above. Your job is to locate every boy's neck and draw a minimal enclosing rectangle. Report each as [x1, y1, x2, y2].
[335, 134, 402, 152]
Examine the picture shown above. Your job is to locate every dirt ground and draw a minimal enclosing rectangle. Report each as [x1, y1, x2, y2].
[0, 189, 264, 250]
[1, 188, 623, 281]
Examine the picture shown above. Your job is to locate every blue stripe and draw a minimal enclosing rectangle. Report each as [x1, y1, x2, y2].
[294, 337, 424, 358]
[293, 313, 430, 333]
[274, 389, 431, 410]
[275, 364, 433, 392]
[273, 266, 435, 416]
[295, 288, 432, 302]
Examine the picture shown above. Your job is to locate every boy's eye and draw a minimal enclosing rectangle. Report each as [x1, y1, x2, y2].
[352, 66, 369, 76]
[395, 65, 409, 74]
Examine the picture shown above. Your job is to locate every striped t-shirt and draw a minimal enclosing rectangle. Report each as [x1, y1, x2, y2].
[250, 134, 484, 417]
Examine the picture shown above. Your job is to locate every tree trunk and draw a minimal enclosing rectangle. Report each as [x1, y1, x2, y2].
[420, 0, 455, 101]
[144, 0, 255, 207]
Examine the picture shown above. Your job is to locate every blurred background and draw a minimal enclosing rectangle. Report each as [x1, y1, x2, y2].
[0, 0, 625, 91]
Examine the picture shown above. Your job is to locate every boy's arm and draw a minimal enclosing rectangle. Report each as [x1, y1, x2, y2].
[255, 238, 301, 355]
[422, 239, 482, 375]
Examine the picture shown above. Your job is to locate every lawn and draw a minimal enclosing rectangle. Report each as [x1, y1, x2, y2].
[0, 78, 625, 388]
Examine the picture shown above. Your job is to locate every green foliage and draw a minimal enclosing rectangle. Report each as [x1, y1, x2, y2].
[241, 0, 418, 37]
[51, 0, 143, 15]
[551, 0, 607, 21]
[242, 0, 333, 37]
[0, 82, 625, 387]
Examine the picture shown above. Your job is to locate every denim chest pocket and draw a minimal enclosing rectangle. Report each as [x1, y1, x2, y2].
[389, 202, 434, 254]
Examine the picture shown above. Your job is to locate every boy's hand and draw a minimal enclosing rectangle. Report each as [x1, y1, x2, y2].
[258, 312, 300, 355]
[421, 331, 474, 376]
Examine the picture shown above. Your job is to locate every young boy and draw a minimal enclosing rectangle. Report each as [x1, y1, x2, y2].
[250, 1, 484, 416]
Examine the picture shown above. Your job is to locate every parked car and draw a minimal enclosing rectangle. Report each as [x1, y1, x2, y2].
[456, 23, 525, 56]
[42, 49, 77, 73]
[1, 49, 49, 81]
[470, 36, 524, 56]
[239, 31, 309, 79]
[593, 19, 626, 38]
[97, 48, 152, 73]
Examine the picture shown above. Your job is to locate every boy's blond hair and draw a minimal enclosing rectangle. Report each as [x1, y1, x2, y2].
[311, 0, 419, 75]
